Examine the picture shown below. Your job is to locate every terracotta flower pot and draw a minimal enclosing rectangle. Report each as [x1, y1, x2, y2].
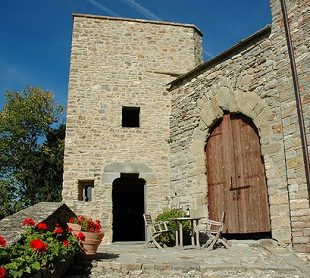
[80, 231, 104, 255]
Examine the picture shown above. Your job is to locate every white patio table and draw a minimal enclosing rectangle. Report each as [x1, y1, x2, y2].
[169, 217, 202, 249]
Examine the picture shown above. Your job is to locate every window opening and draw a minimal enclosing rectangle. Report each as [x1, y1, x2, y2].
[78, 180, 94, 202]
[122, 106, 140, 127]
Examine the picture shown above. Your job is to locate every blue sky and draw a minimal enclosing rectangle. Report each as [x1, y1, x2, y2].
[0, 0, 272, 109]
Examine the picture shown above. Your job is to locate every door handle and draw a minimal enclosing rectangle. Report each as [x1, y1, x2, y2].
[232, 190, 241, 200]
[229, 185, 251, 191]
[229, 176, 234, 191]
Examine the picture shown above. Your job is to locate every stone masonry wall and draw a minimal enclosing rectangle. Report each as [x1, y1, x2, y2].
[168, 0, 310, 252]
[269, 0, 310, 253]
[169, 28, 292, 245]
[62, 14, 202, 243]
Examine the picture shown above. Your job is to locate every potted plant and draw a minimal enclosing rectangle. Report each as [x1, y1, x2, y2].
[0, 218, 81, 278]
[67, 215, 103, 255]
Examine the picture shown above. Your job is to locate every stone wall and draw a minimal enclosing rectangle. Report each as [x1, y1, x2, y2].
[0, 202, 76, 246]
[168, 26, 292, 244]
[168, 0, 310, 252]
[62, 14, 203, 243]
[269, 0, 310, 253]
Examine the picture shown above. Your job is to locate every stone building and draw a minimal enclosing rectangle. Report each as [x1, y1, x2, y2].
[63, 0, 310, 252]
[62, 14, 203, 243]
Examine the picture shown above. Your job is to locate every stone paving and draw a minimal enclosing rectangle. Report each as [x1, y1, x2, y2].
[65, 240, 310, 277]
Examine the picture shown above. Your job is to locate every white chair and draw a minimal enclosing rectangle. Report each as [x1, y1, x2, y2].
[143, 214, 169, 250]
[195, 212, 229, 250]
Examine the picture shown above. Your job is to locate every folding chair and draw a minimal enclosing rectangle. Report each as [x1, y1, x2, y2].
[195, 212, 229, 250]
[143, 214, 169, 250]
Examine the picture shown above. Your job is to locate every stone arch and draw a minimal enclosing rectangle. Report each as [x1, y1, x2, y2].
[191, 87, 291, 242]
[192, 87, 275, 180]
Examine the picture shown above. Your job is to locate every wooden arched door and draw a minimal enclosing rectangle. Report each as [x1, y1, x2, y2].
[205, 113, 271, 233]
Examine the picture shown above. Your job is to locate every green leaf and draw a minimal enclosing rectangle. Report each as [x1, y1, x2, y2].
[32, 261, 41, 271]
[0, 86, 65, 217]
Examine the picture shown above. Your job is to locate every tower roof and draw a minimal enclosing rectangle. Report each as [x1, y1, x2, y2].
[72, 13, 203, 36]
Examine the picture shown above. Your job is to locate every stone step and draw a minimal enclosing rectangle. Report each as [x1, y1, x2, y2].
[64, 242, 310, 278]
[90, 262, 305, 278]
[64, 258, 306, 278]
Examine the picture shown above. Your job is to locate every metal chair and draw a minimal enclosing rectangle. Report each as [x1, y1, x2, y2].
[195, 212, 229, 250]
[143, 214, 169, 250]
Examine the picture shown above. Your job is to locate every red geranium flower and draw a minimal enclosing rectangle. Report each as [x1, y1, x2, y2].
[78, 215, 85, 222]
[22, 218, 35, 226]
[94, 222, 102, 232]
[30, 239, 47, 253]
[37, 222, 48, 231]
[68, 227, 73, 232]
[0, 236, 6, 248]
[53, 226, 64, 234]
[68, 217, 76, 223]
[77, 232, 85, 241]
[68, 215, 103, 233]
[0, 267, 6, 278]
[63, 240, 70, 247]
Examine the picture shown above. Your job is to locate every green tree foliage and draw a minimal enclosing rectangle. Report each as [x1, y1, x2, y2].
[0, 87, 65, 218]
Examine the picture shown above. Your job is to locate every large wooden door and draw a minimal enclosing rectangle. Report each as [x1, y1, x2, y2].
[205, 113, 271, 233]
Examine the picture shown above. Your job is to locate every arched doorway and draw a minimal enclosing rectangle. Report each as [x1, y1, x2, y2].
[205, 112, 271, 234]
[112, 173, 145, 241]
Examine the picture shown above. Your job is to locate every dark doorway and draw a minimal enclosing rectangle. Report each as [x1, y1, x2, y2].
[112, 173, 145, 242]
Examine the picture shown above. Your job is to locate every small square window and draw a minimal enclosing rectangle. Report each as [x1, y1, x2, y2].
[122, 106, 140, 127]
[78, 180, 94, 202]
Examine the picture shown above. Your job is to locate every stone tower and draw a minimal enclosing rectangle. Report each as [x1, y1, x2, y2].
[62, 14, 202, 242]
